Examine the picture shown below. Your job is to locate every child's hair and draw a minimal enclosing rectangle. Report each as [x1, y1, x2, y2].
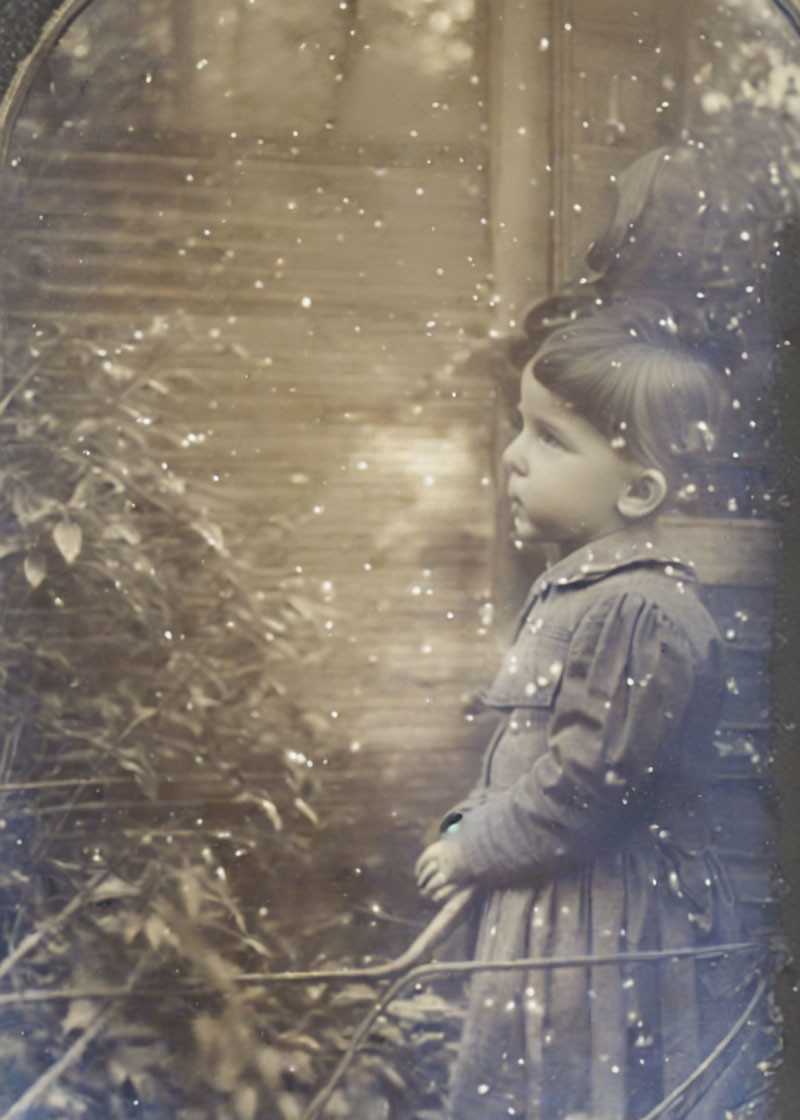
[529, 301, 724, 484]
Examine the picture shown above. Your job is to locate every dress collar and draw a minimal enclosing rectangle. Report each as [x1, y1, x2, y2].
[524, 526, 697, 604]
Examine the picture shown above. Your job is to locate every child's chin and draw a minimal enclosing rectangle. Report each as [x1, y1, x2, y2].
[511, 518, 540, 544]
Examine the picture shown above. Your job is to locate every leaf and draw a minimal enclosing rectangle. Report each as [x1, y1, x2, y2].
[144, 914, 171, 950]
[123, 913, 144, 944]
[234, 1085, 258, 1120]
[361, 1053, 407, 1092]
[91, 874, 139, 902]
[102, 519, 142, 546]
[12, 488, 60, 527]
[62, 998, 98, 1035]
[235, 791, 283, 831]
[387, 993, 460, 1022]
[178, 870, 203, 920]
[294, 798, 319, 827]
[0, 539, 21, 561]
[277, 1093, 304, 1120]
[331, 983, 377, 1006]
[239, 936, 273, 959]
[53, 519, 83, 564]
[192, 518, 226, 553]
[299, 711, 330, 737]
[145, 378, 170, 394]
[23, 551, 47, 588]
[255, 1046, 283, 1087]
[286, 594, 318, 621]
[107, 1041, 168, 1082]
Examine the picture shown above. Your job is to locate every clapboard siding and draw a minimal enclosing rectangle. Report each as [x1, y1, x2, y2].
[3, 139, 496, 839]
[5, 147, 487, 326]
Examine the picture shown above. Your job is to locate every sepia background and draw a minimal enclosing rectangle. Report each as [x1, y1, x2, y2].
[0, 1, 797, 1117]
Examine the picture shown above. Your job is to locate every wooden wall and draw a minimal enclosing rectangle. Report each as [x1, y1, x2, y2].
[2, 67, 497, 890]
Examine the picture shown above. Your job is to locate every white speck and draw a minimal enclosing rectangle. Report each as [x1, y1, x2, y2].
[300, 296, 312, 308]
[196, 59, 209, 70]
[539, 36, 550, 50]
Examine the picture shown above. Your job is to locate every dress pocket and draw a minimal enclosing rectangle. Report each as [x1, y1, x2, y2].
[483, 625, 571, 711]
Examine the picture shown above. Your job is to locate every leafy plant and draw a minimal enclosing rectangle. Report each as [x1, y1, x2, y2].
[0, 311, 387, 1119]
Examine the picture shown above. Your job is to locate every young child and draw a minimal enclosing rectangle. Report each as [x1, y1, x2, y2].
[416, 305, 774, 1119]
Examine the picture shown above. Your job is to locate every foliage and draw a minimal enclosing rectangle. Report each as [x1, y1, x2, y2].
[381, 0, 476, 75]
[0, 312, 460, 1118]
[692, 0, 800, 123]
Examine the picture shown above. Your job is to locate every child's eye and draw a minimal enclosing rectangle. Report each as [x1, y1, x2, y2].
[538, 427, 563, 449]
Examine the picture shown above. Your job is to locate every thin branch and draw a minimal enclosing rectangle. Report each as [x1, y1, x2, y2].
[0, 776, 130, 792]
[0, 870, 107, 983]
[0, 358, 46, 419]
[0, 720, 23, 791]
[301, 954, 770, 1120]
[0, 937, 765, 1008]
[0, 1006, 112, 1120]
[0, 959, 147, 1120]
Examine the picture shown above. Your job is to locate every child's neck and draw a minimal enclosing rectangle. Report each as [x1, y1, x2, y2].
[552, 520, 661, 565]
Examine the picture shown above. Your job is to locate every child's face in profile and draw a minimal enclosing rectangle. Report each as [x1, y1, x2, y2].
[503, 365, 643, 553]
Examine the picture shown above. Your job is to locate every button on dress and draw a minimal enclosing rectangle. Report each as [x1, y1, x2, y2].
[437, 531, 780, 1119]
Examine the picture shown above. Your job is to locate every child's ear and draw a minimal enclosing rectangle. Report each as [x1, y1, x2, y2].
[617, 468, 668, 521]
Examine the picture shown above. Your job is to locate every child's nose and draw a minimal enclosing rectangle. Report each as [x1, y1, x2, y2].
[502, 434, 526, 473]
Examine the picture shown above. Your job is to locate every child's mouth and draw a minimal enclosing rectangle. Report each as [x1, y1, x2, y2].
[510, 499, 528, 529]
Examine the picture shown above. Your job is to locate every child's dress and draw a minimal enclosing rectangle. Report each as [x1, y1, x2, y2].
[437, 530, 778, 1120]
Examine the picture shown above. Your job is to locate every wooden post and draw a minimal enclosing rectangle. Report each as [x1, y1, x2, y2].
[486, 0, 554, 327]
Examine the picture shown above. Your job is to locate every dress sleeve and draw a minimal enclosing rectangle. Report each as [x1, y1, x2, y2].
[441, 591, 698, 885]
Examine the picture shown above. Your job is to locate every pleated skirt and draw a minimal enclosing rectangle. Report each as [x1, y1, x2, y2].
[447, 846, 780, 1120]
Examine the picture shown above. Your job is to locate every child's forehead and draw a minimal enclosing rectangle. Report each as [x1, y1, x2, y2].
[519, 363, 576, 412]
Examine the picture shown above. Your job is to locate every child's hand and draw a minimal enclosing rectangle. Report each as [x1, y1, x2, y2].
[415, 839, 465, 903]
